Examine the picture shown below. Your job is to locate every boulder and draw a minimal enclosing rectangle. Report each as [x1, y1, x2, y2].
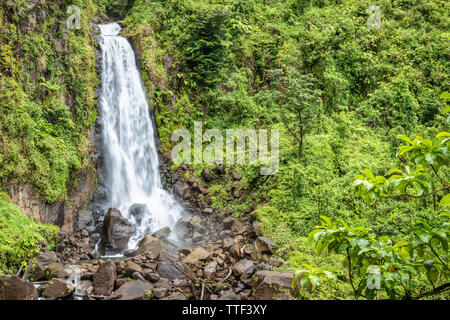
[190, 216, 204, 232]
[125, 261, 143, 276]
[161, 292, 187, 300]
[93, 260, 117, 296]
[223, 217, 236, 230]
[43, 278, 74, 299]
[256, 236, 275, 253]
[155, 278, 172, 290]
[252, 270, 299, 300]
[232, 259, 255, 277]
[44, 262, 65, 279]
[115, 280, 153, 300]
[151, 226, 171, 241]
[123, 249, 136, 257]
[99, 208, 132, 255]
[183, 247, 211, 265]
[152, 287, 169, 299]
[33, 250, 60, 281]
[136, 236, 167, 258]
[0, 276, 38, 300]
[157, 251, 192, 280]
[218, 289, 241, 300]
[203, 261, 217, 281]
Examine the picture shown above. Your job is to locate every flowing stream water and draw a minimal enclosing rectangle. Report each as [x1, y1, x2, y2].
[96, 23, 183, 252]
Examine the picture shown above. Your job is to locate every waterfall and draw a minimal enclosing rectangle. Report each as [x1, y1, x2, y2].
[96, 23, 183, 251]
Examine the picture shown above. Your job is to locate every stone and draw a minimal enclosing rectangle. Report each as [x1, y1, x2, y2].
[123, 249, 136, 257]
[43, 278, 74, 299]
[190, 215, 204, 232]
[252, 270, 299, 300]
[77, 209, 94, 230]
[93, 260, 117, 296]
[88, 249, 101, 259]
[115, 280, 153, 300]
[222, 237, 234, 251]
[151, 226, 171, 241]
[125, 261, 143, 276]
[231, 221, 248, 235]
[157, 251, 191, 280]
[132, 272, 146, 282]
[232, 259, 255, 277]
[203, 208, 213, 214]
[193, 232, 203, 243]
[201, 167, 214, 182]
[223, 216, 236, 230]
[183, 247, 211, 265]
[99, 208, 132, 255]
[0, 276, 38, 300]
[33, 250, 60, 281]
[152, 287, 168, 299]
[44, 262, 65, 280]
[203, 261, 217, 281]
[136, 236, 167, 258]
[155, 278, 172, 290]
[115, 278, 128, 288]
[175, 217, 191, 229]
[256, 236, 275, 253]
[218, 289, 241, 300]
[161, 292, 187, 300]
[145, 271, 160, 283]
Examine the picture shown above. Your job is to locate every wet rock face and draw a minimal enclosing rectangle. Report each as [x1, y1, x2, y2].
[0, 276, 38, 300]
[99, 208, 132, 255]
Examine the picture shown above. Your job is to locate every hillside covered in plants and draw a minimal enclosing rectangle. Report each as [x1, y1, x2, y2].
[0, 0, 449, 301]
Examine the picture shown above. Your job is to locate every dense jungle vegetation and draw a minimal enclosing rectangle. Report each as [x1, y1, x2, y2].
[0, 0, 449, 299]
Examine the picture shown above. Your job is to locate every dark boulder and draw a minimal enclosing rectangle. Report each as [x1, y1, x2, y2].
[252, 270, 300, 300]
[93, 260, 117, 296]
[151, 226, 171, 241]
[115, 280, 153, 300]
[136, 236, 167, 258]
[0, 276, 38, 300]
[99, 208, 132, 255]
[42, 278, 74, 299]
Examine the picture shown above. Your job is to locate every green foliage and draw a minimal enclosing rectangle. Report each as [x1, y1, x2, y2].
[0, 193, 59, 275]
[296, 101, 450, 299]
[0, 0, 102, 202]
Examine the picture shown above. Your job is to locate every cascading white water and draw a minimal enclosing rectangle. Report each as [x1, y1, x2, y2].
[97, 23, 183, 251]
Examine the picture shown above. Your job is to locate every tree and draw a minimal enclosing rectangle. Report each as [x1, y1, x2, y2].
[269, 68, 323, 158]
